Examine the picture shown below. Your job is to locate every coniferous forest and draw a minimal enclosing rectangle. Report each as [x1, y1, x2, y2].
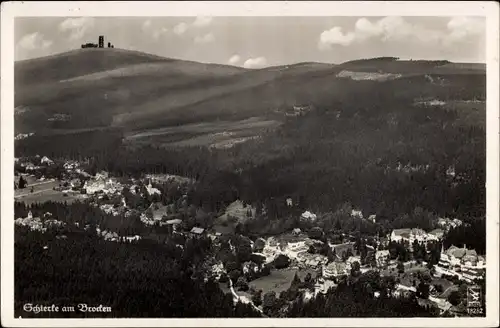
[14, 55, 486, 319]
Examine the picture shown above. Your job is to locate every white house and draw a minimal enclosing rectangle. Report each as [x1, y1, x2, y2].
[427, 229, 445, 241]
[351, 209, 363, 219]
[435, 245, 485, 282]
[375, 250, 390, 267]
[390, 228, 428, 244]
[301, 211, 317, 221]
[40, 156, 54, 165]
[323, 261, 348, 279]
[146, 179, 161, 196]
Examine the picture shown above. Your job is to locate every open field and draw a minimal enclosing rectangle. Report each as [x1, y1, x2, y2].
[248, 268, 297, 295]
[445, 100, 486, 128]
[15, 177, 86, 205]
[15, 190, 87, 205]
[125, 117, 280, 148]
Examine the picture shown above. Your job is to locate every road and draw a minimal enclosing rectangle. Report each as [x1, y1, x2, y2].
[228, 278, 266, 316]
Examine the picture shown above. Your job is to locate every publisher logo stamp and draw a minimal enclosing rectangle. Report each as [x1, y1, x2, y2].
[466, 286, 484, 315]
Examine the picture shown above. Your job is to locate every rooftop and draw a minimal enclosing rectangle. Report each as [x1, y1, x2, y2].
[190, 227, 205, 234]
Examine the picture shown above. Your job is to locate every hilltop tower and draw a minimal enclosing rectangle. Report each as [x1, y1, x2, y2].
[99, 35, 104, 48]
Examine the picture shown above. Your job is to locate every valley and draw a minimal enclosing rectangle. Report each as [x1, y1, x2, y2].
[13, 49, 487, 319]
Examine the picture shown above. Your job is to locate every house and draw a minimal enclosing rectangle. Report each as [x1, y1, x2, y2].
[163, 219, 183, 233]
[24, 163, 38, 171]
[322, 261, 348, 279]
[242, 261, 259, 274]
[292, 228, 302, 236]
[375, 250, 390, 267]
[436, 245, 485, 282]
[436, 217, 463, 231]
[427, 229, 445, 241]
[332, 242, 355, 260]
[446, 166, 456, 178]
[305, 259, 321, 268]
[40, 156, 54, 165]
[351, 209, 363, 219]
[145, 179, 161, 196]
[390, 228, 428, 244]
[190, 227, 205, 235]
[346, 256, 361, 271]
[63, 161, 79, 170]
[301, 211, 317, 221]
[452, 218, 463, 227]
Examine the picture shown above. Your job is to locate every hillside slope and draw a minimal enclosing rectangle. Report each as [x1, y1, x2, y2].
[15, 50, 485, 137]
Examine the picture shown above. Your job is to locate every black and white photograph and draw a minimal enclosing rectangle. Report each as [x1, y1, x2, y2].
[1, 1, 499, 327]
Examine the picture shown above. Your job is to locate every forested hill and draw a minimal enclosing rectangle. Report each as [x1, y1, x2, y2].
[15, 53, 486, 223]
[15, 49, 483, 134]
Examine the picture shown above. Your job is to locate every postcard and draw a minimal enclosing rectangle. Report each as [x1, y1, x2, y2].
[1, 1, 499, 327]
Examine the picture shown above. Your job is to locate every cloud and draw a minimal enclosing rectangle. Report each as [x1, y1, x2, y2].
[153, 27, 169, 40]
[142, 20, 152, 31]
[228, 55, 241, 65]
[318, 16, 484, 50]
[243, 57, 267, 69]
[142, 20, 168, 39]
[17, 32, 53, 50]
[192, 16, 213, 28]
[59, 17, 95, 41]
[319, 27, 356, 48]
[174, 22, 188, 35]
[446, 16, 485, 43]
[194, 32, 215, 44]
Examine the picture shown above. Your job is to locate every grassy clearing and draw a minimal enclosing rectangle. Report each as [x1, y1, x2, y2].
[248, 268, 297, 295]
[15, 190, 86, 206]
[15, 178, 86, 205]
[124, 117, 281, 148]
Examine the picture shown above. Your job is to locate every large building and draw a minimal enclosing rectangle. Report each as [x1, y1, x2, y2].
[81, 35, 114, 49]
[435, 245, 485, 282]
[390, 228, 443, 244]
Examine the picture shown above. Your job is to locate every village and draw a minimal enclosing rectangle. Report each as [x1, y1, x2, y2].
[14, 154, 485, 317]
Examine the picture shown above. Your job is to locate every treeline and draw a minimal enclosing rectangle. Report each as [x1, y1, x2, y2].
[15, 129, 124, 160]
[15, 227, 262, 318]
[267, 270, 437, 317]
[442, 218, 486, 255]
[15, 71, 486, 225]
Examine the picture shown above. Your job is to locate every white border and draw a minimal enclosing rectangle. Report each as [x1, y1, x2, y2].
[1, 1, 499, 327]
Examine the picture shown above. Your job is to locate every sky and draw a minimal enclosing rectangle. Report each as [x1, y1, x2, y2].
[14, 16, 486, 66]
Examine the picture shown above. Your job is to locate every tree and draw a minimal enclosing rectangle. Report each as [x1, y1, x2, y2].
[19, 175, 27, 189]
[229, 269, 242, 282]
[253, 238, 266, 253]
[273, 254, 291, 269]
[250, 253, 266, 267]
[416, 282, 430, 299]
[397, 261, 405, 274]
[291, 272, 301, 288]
[304, 272, 312, 284]
[350, 261, 361, 277]
[252, 289, 263, 307]
[447, 290, 462, 306]
[236, 243, 253, 263]
[236, 276, 249, 291]
[308, 227, 324, 240]
[263, 291, 277, 311]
